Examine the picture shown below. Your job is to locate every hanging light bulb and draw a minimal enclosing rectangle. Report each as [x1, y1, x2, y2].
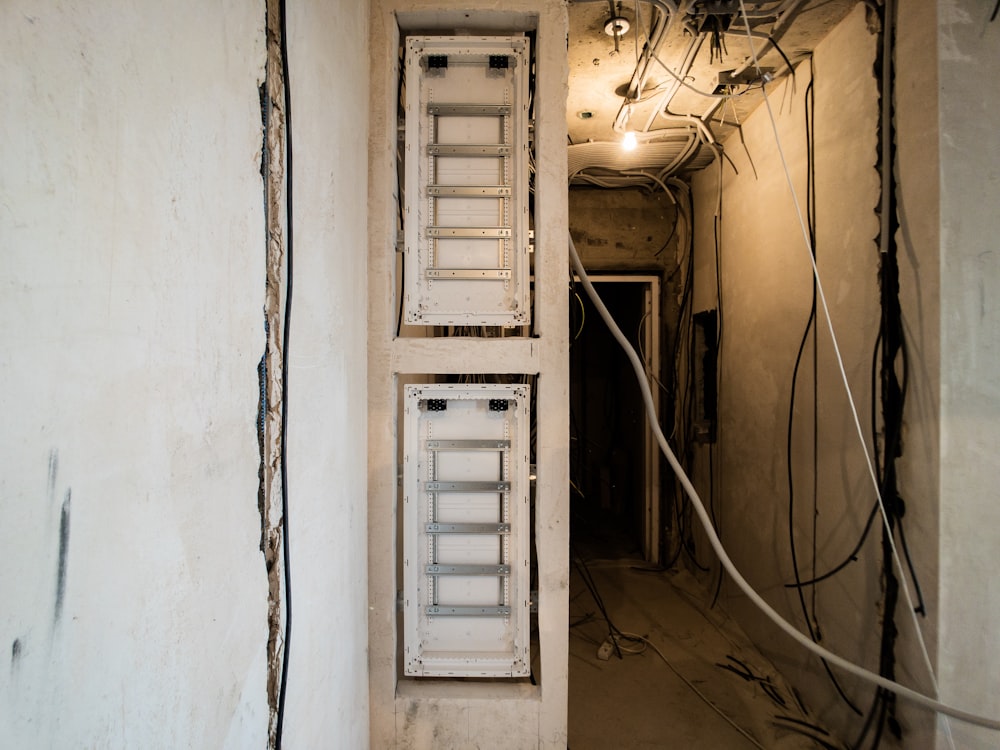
[622, 99, 637, 151]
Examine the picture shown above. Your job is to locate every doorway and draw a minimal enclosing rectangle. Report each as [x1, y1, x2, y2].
[569, 275, 661, 564]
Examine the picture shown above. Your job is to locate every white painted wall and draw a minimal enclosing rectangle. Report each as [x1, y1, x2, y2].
[1, 0, 370, 747]
[935, 2, 1000, 748]
[281, 0, 370, 746]
[0, 1, 269, 746]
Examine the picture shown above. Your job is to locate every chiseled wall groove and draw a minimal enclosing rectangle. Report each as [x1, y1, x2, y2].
[260, 0, 289, 746]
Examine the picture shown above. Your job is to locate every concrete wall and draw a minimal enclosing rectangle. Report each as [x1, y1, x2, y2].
[569, 188, 677, 272]
[689, 2, 1000, 748]
[689, 4, 936, 744]
[0, 0, 369, 747]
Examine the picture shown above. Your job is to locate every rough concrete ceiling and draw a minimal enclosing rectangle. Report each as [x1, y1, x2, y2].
[567, 0, 861, 186]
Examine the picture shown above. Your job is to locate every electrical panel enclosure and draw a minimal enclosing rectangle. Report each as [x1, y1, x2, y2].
[403, 36, 531, 327]
[402, 383, 531, 677]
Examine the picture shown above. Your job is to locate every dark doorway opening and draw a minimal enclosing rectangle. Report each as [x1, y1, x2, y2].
[570, 278, 660, 562]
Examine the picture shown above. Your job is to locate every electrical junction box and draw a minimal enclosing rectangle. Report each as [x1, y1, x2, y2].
[402, 383, 531, 677]
[403, 36, 531, 327]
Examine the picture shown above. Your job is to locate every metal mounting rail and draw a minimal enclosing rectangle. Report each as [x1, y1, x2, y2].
[426, 439, 511, 450]
[428, 185, 511, 197]
[426, 564, 511, 575]
[426, 605, 511, 617]
[425, 522, 510, 534]
[428, 144, 512, 156]
[426, 268, 511, 280]
[428, 104, 512, 116]
[424, 481, 510, 492]
[428, 226, 511, 239]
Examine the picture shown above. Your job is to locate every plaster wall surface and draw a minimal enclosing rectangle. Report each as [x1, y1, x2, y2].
[688, 5, 942, 744]
[1, 1, 372, 747]
[280, 0, 371, 746]
[935, 2, 1000, 747]
[0, 2, 268, 747]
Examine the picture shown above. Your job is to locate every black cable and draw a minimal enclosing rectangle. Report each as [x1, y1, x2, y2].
[785, 331, 886, 590]
[851, 688, 884, 750]
[275, 0, 293, 745]
[653, 203, 681, 259]
[663, 192, 706, 572]
[787, 501, 879, 588]
[893, 501, 925, 616]
[571, 546, 625, 658]
[708, 444, 723, 608]
[735, 123, 759, 181]
[708, 195, 725, 601]
[396, 259, 404, 337]
[869, 1, 904, 742]
[806, 59, 819, 623]
[783, 69, 861, 717]
[768, 36, 795, 81]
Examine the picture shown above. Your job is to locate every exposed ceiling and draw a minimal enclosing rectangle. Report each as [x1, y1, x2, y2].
[566, 0, 860, 187]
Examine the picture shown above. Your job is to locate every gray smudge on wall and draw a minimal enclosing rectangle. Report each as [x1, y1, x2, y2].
[54, 489, 71, 622]
[11, 638, 22, 672]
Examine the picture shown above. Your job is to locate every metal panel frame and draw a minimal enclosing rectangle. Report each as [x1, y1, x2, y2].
[402, 383, 531, 677]
[403, 36, 530, 326]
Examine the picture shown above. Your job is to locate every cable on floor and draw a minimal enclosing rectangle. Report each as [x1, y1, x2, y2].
[621, 631, 768, 750]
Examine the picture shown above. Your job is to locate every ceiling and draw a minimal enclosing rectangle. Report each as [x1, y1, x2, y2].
[565, 0, 859, 187]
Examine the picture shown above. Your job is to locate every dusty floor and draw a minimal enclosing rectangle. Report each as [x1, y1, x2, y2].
[564, 545, 844, 749]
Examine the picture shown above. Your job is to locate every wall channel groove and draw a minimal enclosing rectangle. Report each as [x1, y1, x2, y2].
[258, 0, 289, 747]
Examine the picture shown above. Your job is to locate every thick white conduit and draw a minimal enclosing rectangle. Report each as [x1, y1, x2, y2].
[568, 234, 1000, 732]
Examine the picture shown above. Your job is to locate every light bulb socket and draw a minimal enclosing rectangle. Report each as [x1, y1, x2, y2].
[604, 16, 630, 37]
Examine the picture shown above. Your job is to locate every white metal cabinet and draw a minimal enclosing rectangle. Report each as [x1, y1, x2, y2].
[403, 36, 530, 326]
[402, 383, 531, 677]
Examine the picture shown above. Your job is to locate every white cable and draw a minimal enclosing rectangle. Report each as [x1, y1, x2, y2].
[568, 234, 1000, 731]
[734, 3, 956, 745]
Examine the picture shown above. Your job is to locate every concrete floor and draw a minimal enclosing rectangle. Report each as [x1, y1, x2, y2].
[566, 554, 844, 749]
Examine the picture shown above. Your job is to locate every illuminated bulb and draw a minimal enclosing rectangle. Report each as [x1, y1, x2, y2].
[622, 130, 637, 151]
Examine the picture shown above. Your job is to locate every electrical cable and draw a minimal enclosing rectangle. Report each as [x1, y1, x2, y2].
[783, 69, 861, 716]
[568, 233, 1000, 731]
[667, 239, 707, 571]
[572, 547, 625, 658]
[786, 329, 885, 591]
[665, 188, 708, 572]
[274, 0, 293, 746]
[709, 168, 725, 606]
[787, 501, 878, 588]
[570, 556, 765, 746]
[573, 289, 586, 341]
[624, 632, 768, 750]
